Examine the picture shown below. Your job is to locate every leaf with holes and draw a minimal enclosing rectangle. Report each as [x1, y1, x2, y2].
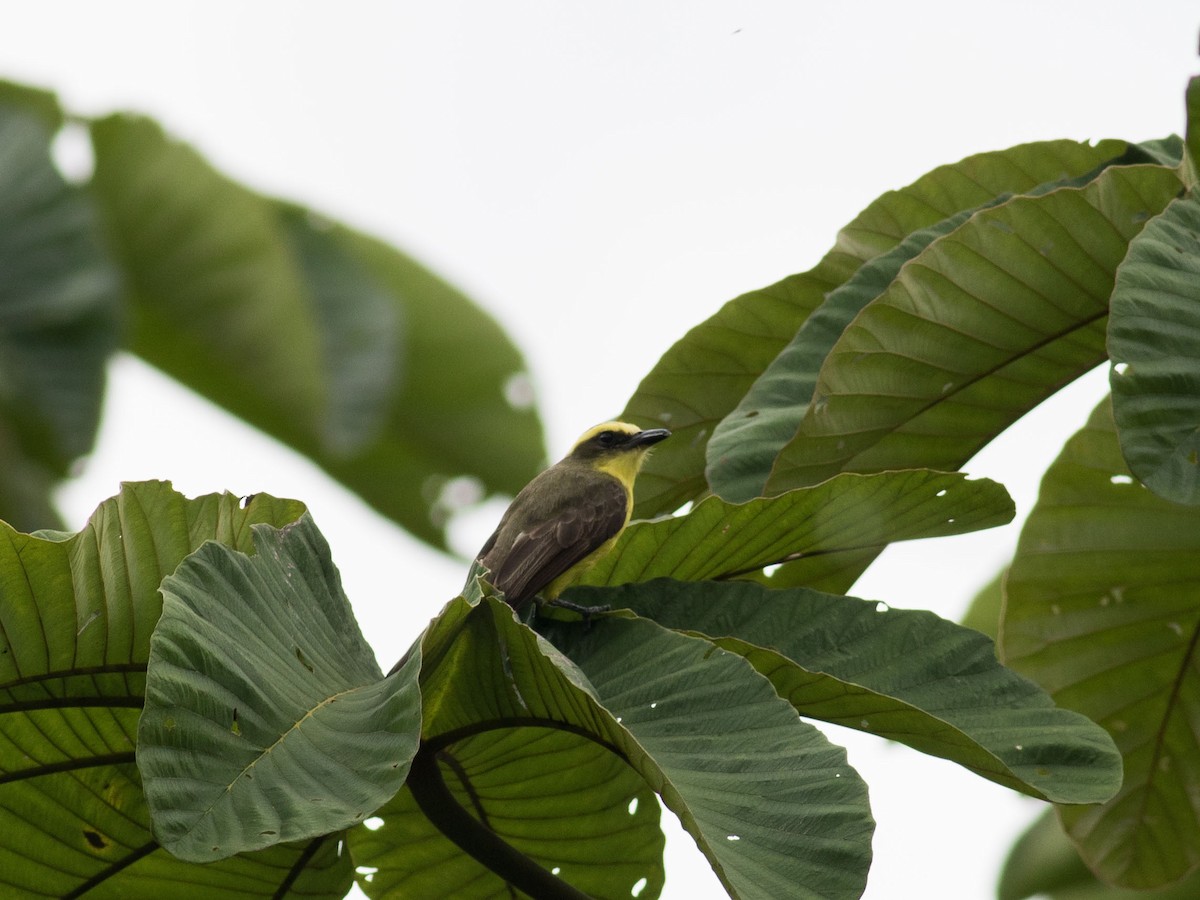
[576, 469, 1012, 596]
[352, 596, 666, 900]
[354, 595, 872, 900]
[539, 612, 873, 900]
[0, 482, 353, 897]
[1003, 398, 1200, 889]
[562, 579, 1120, 804]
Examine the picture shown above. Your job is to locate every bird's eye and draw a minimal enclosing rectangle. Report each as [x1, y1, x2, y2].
[596, 430, 618, 447]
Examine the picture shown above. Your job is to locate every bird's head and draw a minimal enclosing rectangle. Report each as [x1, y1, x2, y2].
[565, 420, 671, 481]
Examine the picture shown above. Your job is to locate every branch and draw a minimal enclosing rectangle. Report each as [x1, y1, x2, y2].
[407, 741, 594, 900]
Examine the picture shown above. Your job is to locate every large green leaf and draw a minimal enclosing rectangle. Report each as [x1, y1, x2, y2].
[0, 104, 120, 529]
[322, 223, 544, 539]
[87, 114, 543, 550]
[833, 139, 1139, 262]
[707, 205, 978, 504]
[355, 595, 873, 900]
[139, 515, 421, 863]
[351, 595, 664, 900]
[0, 482, 353, 897]
[563, 579, 1120, 805]
[275, 203, 400, 457]
[709, 140, 1149, 502]
[622, 271, 838, 519]
[1108, 191, 1200, 505]
[764, 163, 1184, 493]
[357, 728, 654, 900]
[624, 139, 1134, 517]
[539, 611, 874, 900]
[998, 809, 1200, 900]
[1003, 398, 1200, 889]
[578, 469, 1012, 596]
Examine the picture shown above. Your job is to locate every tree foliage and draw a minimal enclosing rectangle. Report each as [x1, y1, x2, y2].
[2, 72, 1200, 898]
[0, 81, 544, 546]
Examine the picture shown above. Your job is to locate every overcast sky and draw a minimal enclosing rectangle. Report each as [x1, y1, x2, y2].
[4, 3, 1198, 897]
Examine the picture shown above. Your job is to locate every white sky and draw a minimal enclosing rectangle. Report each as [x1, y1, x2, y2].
[4, 3, 1198, 898]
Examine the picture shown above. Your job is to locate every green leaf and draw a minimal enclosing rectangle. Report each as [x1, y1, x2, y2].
[998, 810, 1102, 900]
[833, 139, 1136, 261]
[87, 114, 543, 550]
[357, 733, 656, 900]
[0, 482, 353, 897]
[0, 428, 60, 532]
[625, 139, 1133, 517]
[1184, 76, 1200, 187]
[352, 596, 665, 900]
[0, 105, 120, 529]
[87, 114, 327, 441]
[707, 206, 978, 503]
[565, 579, 1121, 805]
[275, 203, 401, 457]
[960, 566, 1005, 641]
[357, 596, 872, 899]
[1003, 398, 1200, 889]
[765, 163, 1184, 493]
[323, 224, 545, 542]
[709, 140, 1146, 502]
[623, 271, 838, 518]
[0, 78, 64, 132]
[139, 514, 421, 862]
[539, 610, 874, 900]
[1108, 191, 1200, 504]
[998, 809, 1200, 900]
[578, 469, 1013, 596]
[1136, 135, 1186, 169]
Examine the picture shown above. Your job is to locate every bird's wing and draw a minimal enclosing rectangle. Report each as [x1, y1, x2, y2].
[482, 474, 628, 606]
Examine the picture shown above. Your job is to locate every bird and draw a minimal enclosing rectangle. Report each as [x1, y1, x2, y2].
[474, 420, 670, 612]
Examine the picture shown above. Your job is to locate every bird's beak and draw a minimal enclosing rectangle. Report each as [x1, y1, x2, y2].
[629, 428, 671, 448]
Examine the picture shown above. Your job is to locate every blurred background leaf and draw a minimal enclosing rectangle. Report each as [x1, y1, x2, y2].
[999, 809, 1200, 900]
[87, 113, 544, 550]
[0, 86, 545, 549]
[0, 101, 120, 529]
